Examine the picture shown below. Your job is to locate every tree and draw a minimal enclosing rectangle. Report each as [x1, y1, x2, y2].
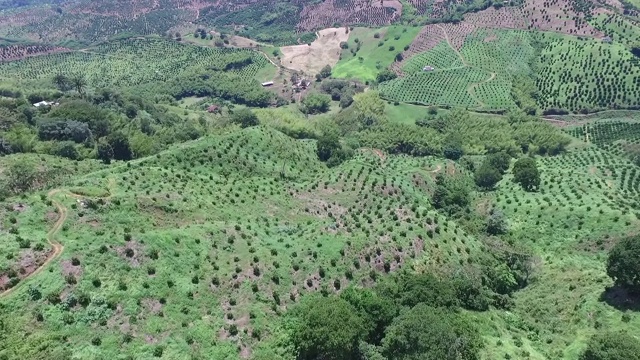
[433, 174, 471, 214]
[376, 69, 397, 83]
[580, 331, 640, 360]
[607, 235, 640, 293]
[107, 131, 132, 161]
[55, 142, 80, 160]
[381, 304, 481, 360]
[340, 287, 398, 345]
[301, 93, 331, 115]
[53, 74, 71, 91]
[486, 152, 511, 174]
[443, 134, 463, 160]
[71, 75, 87, 96]
[125, 104, 138, 119]
[97, 140, 114, 164]
[512, 157, 540, 191]
[6, 161, 37, 193]
[319, 65, 332, 79]
[317, 132, 341, 162]
[353, 91, 386, 128]
[486, 210, 508, 235]
[291, 296, 366, 360]
[230, 108, 259, 128]
[0, 137, 12, 156]
[475, 163, 502, 190]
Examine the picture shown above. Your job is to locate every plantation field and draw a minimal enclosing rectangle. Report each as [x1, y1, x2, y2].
[0, 126, 485, 358]
[380, 29, 537, 110]
[332, 26, 421, 81]
[536, 34, 640, 112]
[0, 38, 273, 88]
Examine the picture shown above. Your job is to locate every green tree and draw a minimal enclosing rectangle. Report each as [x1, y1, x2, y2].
[291, 296, 366, 360]
[486, 152, 511, 174]
[52, 74, 71, 91]
[301, 93, 331, 115]
[381, 304, 481, 360]
[474, 163, 502, 190]
[316, 132, 341, 162]
[319, 65, 332, 79]
[71, 75, 87, 96]
[512, 157, 540, 191]
[353, 91, 386, 127]
[106, 132, 132, 161]
[433, 174, 471, 214]
[230, 109, 259, 128]
[125, 104, 138, 119]
[6, 161, 37, 193]
[97, 140, 114, 164]
[341, 287, 398, 345]
[376, 69, 397, 83]
[580, 331, 640, 360]
[443, 134, 463, 160]
[607, 235, 640, 293]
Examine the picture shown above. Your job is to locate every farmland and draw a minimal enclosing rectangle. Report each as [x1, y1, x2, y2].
[0, 38, 274, 89]
[2, 0, 640, 359]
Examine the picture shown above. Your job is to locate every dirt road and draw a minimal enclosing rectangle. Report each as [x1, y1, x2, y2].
[0, 190, 67, 298]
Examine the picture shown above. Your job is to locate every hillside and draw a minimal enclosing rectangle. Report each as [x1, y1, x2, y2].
[1, 0, 640, 359]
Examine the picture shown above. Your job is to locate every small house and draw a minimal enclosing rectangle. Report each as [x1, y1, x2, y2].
[422, 66, 434, 72]
[261, 81, 274, 87]
[602, 36, 612, 43]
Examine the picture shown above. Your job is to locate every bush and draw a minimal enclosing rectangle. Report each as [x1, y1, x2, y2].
[230, 108, 259, 128]
[580, 331, 640, 360]
[301, 93, 331, 115]
[607, 235, 640, 294]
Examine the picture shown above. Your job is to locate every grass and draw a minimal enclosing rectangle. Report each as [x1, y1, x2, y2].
[332, 26, 421, 81]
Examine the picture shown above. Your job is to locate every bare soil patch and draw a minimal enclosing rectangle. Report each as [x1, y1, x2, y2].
[280, 28, 349, 75]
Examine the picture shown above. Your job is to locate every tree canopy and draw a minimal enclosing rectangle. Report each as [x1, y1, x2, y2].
[512, 156, 540, 191]
[607, 235, 640, 293]
[580, 331, 640, 360]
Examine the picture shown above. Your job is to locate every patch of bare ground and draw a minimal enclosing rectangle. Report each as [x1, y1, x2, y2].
[115, 241, 146, 267]
[142, 298, 163, 315]
[61, 259, 82, 278]
[108, 304, 134, 334]
[281, 27, 350, 75]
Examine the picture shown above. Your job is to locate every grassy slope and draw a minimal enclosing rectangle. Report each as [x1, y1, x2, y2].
[0, 126, 480, 359]
[332, 26, 421, 81]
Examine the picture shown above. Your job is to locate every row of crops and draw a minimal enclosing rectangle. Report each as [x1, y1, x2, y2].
[383, 28, 535, 110]
[379, 67, 487, 107]
[536, 36, 640, 112]
[0, 38, 270, 88]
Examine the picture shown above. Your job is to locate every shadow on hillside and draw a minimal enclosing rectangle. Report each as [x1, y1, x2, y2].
[600, 286, 640, 311]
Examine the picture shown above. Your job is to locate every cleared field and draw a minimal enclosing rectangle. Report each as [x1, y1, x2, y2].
[280, 28, 349, 75]
[332, 26, 421, 81]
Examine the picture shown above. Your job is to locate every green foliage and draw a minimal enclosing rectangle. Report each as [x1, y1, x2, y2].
[301, 93, 331, 115]
[580, 331, 640, 360]
[376, 69, 397, 83]
[433, 173, 472, 214]
[381, 304, 481, 360]
[607, 235, 640, 293]
[231, 109, 260, 128]
[512, 157, 540, 191]
[474, 162, 502, 190]
[291, 296, 366, 360]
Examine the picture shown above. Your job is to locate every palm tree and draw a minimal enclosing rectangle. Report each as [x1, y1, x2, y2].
[71, 75, 87, 96]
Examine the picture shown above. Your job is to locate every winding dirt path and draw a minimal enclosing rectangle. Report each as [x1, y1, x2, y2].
[0, 190, 67, 298]
[436, 24, 468, 67]
[0, 180, 116, 298]
[467, 72, 496, 107]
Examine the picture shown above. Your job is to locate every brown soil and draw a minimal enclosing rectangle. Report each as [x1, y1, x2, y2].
[280, 28, 350, 75]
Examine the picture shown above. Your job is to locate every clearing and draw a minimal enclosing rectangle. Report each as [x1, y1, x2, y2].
[280, 28, 349, 75]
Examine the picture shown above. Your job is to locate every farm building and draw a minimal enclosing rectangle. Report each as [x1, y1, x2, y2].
[33, 101, 58, 107]
[293, 78, 311, 92]
[602, 36, 612, 43]
[261, 81, 274, 87]
[422, 66, 434, 72]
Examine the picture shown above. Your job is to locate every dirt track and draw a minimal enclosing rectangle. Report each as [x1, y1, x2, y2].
[0, 189, 67, 298]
